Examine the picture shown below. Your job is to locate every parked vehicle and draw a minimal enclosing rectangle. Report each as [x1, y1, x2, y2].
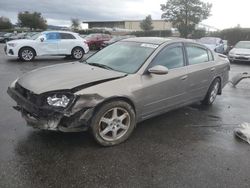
[198, 37, 225, 54]
[7, 37, 230, 146]
[85, 33, 111, 50]
[101, 35, 136, 48]
[228, 41, 250, 62]
[0, 33, 14, 43]
[24, 32, 39, 39]
[5, 31, 89, 61]
[9, 33, 27, 41]
[79, 34, 87, 38]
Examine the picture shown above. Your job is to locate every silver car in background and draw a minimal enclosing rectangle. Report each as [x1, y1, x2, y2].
[7, 37, 230, 146]
[228, 41, 250, 62]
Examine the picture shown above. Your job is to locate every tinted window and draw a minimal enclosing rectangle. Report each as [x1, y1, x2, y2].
[186, 46, 209, 65]
[60, 33, 75, 39]
[151, 46, 184, 69]
[45, 32, 60, 40]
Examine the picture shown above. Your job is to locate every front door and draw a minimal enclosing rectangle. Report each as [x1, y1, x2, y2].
[38, 32, 59, 55]
[139, 43, 188, 119]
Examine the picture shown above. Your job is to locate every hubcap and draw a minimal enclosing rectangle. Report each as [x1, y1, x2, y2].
[98, 107, 130, 142]
[73, 49, 83, 59]
[22, 50, 33, 61]
[209, 82, 219, 103]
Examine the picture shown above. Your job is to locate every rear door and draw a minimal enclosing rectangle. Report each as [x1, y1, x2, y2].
[38, 32, 59, 55]
[184, 43, 216, 101]
[140, 43, 188, 118]
[58, 33, 76, 54]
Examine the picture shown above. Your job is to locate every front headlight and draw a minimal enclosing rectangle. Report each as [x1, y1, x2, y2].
[47, 94, 71, 108]
[8, 43, 17, 47]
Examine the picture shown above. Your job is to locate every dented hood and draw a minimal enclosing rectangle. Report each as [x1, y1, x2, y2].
[17, 62, 126, 94]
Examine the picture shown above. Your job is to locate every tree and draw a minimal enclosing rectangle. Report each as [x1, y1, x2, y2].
[140, 15, 154, 31]
[71, 18, 80, 31]
[161, 0, 212, 38]
[18, 11, 47, 30]
[0, 16, 12, 30]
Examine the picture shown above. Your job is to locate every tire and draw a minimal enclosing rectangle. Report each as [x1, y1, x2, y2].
[72, 47, 84, 60]
[19, 47, 35, 62]
[202, 78, 220, 105]
[91, 100, 136, 146]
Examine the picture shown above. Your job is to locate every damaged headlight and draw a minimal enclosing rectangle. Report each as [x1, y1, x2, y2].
[47, 93, 73, 108]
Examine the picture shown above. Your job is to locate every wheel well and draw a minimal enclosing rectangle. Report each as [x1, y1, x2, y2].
[71, 46, 85, 54]
[18, 46, 37, 57]
[94, 97, 136, 115]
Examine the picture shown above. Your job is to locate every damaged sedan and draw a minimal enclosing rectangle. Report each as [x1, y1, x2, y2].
[7, 37, 230, 146]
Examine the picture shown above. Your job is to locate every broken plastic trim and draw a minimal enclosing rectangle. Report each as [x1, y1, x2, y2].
[234, 122, 250, 144]
[230, 72, 250, 87]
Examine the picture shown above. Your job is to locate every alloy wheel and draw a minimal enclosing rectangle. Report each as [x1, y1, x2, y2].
[21, 49, 34, 61]
[98, 107, 131, 142]
[209, 82, 219, 103]
[73, 49, 83, 59]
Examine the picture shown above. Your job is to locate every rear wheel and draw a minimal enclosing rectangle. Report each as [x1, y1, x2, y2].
[72, 47, 84, 60]
[19, 47, 35, 62]
[91, 101, 136, 146]
[202, 78, 220, 105]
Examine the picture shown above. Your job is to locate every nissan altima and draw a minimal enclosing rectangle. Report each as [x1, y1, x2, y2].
[7, 37, 230, 146]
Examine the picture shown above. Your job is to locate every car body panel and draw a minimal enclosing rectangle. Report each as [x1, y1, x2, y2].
[17, 62, 126, 94]
[7, 37, 230, 131]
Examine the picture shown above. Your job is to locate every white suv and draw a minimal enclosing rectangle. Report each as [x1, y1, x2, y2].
[5, 31, 89, 62]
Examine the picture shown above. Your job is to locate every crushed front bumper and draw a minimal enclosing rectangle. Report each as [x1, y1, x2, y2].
[7, 87, 94, 132]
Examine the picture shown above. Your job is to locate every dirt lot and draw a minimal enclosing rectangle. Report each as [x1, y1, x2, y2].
[1, 43, 250, 188]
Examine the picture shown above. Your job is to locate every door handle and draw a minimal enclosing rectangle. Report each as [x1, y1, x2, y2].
[181, 75, 188, 80]
[211, 67, 215, 72]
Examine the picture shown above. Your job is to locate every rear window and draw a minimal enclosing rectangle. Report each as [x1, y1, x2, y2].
[60, 33, 76, 39]
[186, 46, 209, 65]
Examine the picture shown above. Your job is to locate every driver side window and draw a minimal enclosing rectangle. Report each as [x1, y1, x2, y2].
[151, 45, 184, 69]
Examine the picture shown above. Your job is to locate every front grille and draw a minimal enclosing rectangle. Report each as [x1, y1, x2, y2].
[15, 83, 38, 104]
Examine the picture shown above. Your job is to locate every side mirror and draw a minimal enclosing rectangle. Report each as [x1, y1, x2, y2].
[40, 37, 45, 42]
[148, 65, 169, 75]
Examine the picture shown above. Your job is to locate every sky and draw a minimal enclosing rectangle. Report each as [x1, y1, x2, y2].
[0, 0, 250, 30]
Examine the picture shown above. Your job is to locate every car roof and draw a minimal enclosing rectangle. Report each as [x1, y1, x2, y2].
[122, 37, 198, 45]
[42, 30, 77, 35]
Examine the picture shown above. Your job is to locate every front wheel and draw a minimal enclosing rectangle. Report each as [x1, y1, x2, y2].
[91, 101, 136, 146]
[72, 47, 84, 60]
[19, 47, 35, 62]
[202, 78, 220, 105]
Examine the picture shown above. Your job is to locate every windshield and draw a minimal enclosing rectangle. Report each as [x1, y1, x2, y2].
[30, 32, 42, 40]
[86, 41, 158, 74]
[235, 41, 250, 49]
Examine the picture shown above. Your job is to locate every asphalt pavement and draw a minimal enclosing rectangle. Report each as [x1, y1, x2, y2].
[1, 43, 250, 188]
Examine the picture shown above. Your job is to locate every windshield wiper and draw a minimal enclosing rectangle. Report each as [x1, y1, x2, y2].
[87, 63, 114, 70]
